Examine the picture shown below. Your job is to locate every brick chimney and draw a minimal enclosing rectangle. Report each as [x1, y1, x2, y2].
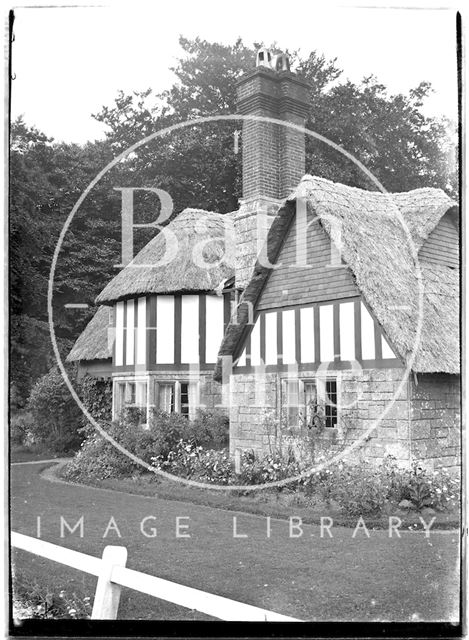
[233, 49, 311, 289]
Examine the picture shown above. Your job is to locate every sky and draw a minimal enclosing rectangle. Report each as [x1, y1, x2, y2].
[10, 1, 459, 143]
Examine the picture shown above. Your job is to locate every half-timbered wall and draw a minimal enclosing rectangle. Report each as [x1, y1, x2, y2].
[114, 293, 226, 370]
[236, 299, 398, 370]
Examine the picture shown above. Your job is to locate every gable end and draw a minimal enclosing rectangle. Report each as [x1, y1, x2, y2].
[419, 209, 459, 269]
[257, 208, 359, 311]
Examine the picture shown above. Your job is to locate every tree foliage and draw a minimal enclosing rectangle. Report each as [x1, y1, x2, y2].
[27, 368, 83, 452]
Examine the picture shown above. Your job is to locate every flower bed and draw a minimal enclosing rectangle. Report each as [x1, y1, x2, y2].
[62, 413, 459, 519]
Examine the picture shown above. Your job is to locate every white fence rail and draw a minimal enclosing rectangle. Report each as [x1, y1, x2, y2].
[11, 532, 300, 622]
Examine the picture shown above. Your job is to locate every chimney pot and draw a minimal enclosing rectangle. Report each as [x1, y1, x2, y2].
[256, 48, 274, 68]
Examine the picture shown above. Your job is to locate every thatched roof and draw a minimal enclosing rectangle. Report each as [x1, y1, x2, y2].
[96, 209, 235, 304]
[66, 306, 112, 362]
[215, 175, 459, 378]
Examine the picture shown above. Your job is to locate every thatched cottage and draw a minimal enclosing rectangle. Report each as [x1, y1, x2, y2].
[68, 49, 460, 471]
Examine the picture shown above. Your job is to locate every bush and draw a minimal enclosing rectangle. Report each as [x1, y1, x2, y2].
[145, 408, 229, 458]
[10, 412, 35, 447]
[329, 462, 390, 516]
[63, 413, 150, 481]
[393, 462, 459, 512]
[81, 375, 112, 422]
[63, 403, 459, 517]
[153, 441, 234, 483]
[190, 409, 229, 449]
[27, 368, 83, 453]
[302, 457, 460, 516]
[153, 443, 301, 489]
[147, 410, 193, 460]
[63, 407, 199, 481]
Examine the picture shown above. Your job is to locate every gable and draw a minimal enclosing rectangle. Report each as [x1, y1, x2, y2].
[257, 209, 359, 312]
[215, 178, 459, 381]
[418, 211, 459, 269]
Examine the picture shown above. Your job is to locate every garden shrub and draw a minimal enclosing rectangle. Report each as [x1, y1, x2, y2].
[146, 408, 229, 456]
[62, 420, 140, 481]
[63, 402, 459, 517]
[27, 368, 83, 453]
[154, 441, 233, 483]
[393, 462, 459, 512]
[329, 462, 390, 516]
[189, 409, 229, 449]
[63, 408, 195, 481]
[10, 412, 35, 447]
[147, 409, 193, 459]
[81, 375, 112, 422]
[303, 457, 460, 516]
[153, 443, 301, 489]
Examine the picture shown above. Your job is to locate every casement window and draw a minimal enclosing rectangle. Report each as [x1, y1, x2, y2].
[281, 378, 338, 430]
[156, 381, 199, 419]
[114, 379, 148, 423]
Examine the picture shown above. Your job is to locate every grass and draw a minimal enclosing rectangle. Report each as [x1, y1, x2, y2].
[56, 467, 460, 531]
[10, 462, 461, 623]
[10, 445, 62, 463]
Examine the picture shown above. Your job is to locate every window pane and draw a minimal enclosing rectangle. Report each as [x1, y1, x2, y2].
[285, 380, 299, 406]
[325, 379, 337, 428]
[180, 382, 189, 417]
[116, 383, 126, 413]
[136, 382, 147, 407]
[282, 380, 300, 428]
[159, 384, 174, 413]
[304, 382, 317, 425]
[126, 383, 136, 405]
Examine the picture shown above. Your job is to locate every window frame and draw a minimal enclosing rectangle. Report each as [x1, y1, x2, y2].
[155, 380, 200, 420]
[280, 374, 340, 431]
[113, 376, 150, 425]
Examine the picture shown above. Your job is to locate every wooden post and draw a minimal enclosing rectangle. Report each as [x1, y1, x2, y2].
[91, 546, 128, 620]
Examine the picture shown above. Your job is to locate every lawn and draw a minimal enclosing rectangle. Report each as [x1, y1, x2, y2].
[10, 445, 62, 464]
[10, 462, 460, 623]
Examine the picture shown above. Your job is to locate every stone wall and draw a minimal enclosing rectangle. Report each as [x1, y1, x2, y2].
[339, 368, 411, 466]
[228, 368, 460, 472]
[409, 373, 460, 472]
[229, 372, 278, 453]
[229, 368, 414, 464]
[228, 368, 460, 471]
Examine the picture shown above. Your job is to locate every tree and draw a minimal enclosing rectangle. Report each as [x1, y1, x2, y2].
[93, 36, 457, 202]
[27, 368, 83, 453]
[10, 119, 118, 406]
